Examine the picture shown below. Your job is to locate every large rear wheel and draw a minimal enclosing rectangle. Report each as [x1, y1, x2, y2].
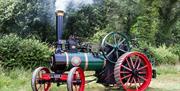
[114, 52, 152, 91]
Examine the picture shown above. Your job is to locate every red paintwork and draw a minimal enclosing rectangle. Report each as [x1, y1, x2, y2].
[34, 67, 51, 91]
[60, 74, 68, 81]
[42, 74, 51, 81]
[41, 73, 68, 81]
[75, 67, 85, 91]
[114, 52, 152, 91]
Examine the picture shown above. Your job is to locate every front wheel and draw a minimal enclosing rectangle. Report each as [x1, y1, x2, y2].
[67, 67, 85, 91]
[31, 67, 51, 91]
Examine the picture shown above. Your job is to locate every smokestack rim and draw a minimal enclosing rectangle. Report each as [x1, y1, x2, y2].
[56, 10, 64, 16]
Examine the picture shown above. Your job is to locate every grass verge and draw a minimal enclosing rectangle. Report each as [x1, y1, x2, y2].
[0, 65, 180, 91]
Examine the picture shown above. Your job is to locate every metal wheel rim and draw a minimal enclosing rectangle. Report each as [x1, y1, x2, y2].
[114, 52, 152, 91]
[67, 67, 85, 91]
[31, 67, 51, 91]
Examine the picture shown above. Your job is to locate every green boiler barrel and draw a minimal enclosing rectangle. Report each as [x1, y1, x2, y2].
[51, 52, 106, 72]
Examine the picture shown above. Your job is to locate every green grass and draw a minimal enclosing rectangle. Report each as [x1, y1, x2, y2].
[147, 65, 180, 91]
[156, 64, 180, 75]
[0, 65, 180, 91]
[0, 67, 31, 91]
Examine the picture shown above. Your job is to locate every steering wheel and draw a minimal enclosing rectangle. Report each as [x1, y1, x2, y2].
[101, 32, 131, 64]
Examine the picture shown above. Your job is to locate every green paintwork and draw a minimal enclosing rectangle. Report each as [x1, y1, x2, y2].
[66, 52, 105, 71]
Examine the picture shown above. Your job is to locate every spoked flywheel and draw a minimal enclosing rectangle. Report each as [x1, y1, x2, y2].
[31, 67, 51, 91]
[101, 32, 130, 63]
[67, 67, 85, 91]
[114, 52, 152, 91]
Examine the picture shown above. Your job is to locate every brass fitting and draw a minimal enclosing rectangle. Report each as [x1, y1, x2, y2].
[56, 10, 64, 16]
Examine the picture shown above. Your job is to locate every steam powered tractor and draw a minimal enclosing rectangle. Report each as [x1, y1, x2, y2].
[31, 10, 156, 91]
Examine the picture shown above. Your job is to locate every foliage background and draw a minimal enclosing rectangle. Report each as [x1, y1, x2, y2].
[0, 0, 179, 68]
[0, 34, 53, 69]
[0, 0, 179, 91]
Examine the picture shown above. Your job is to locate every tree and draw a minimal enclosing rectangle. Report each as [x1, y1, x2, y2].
[130, 0, 160, 45]
[103, 0, 143, 38]
[156, 0, 180, 45]
[103, 0, 179, 46]
[63, 5, 107, 39]
[0, 0, 55, 42]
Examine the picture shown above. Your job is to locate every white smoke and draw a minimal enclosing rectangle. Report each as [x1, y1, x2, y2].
[55, 0, 94, 11]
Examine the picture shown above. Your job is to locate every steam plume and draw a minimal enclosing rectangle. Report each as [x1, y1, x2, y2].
[55, 0, 94, 11]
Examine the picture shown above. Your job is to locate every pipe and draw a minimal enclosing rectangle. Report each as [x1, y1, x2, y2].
[56, 10, 64, 53]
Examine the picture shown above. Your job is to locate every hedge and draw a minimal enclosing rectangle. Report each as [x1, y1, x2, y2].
[0, 34, 53, 69]
[134, 42, 179, 65]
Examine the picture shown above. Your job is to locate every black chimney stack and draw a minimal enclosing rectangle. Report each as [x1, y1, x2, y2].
[56, 10, 64, 53]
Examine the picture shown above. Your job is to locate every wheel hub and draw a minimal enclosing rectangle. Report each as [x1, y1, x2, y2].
[114, 46, 118, 50]
[131, 69, 138, 77]
[73, 79, 82, 85]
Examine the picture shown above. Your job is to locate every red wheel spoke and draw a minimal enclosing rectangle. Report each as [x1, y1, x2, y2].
[45, 83, 49, 91]
[44, 84, 46, 91]
[125, 58, 132, 69]
[138, 76, 147, 81]
[133, 77, 136, 84]
[134, 56, 139, 68]
[120, 71, 130, 74]
[75, 71, 78, 78]
[138, 65, 148, 71]
[137, 77, 141, 86]
[130, 58, 135, 69]
[121, 74, 132, 80]
[125, 76, 131, 86]
[133, 77, 138, 90]
[129, 77, 134, 87]
[136, 58, 141, 69]
[129, 82, 132, 87]
[138, 71, 146, 74]
[122, 65, 132, 71]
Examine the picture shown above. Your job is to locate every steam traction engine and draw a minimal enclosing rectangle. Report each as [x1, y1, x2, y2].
[31, 10, 156, 91]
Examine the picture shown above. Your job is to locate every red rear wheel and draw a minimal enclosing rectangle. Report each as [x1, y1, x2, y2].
[31, 67, 51, 91]
[67, 67, 85, 91]
[114, 52, 152, 91]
